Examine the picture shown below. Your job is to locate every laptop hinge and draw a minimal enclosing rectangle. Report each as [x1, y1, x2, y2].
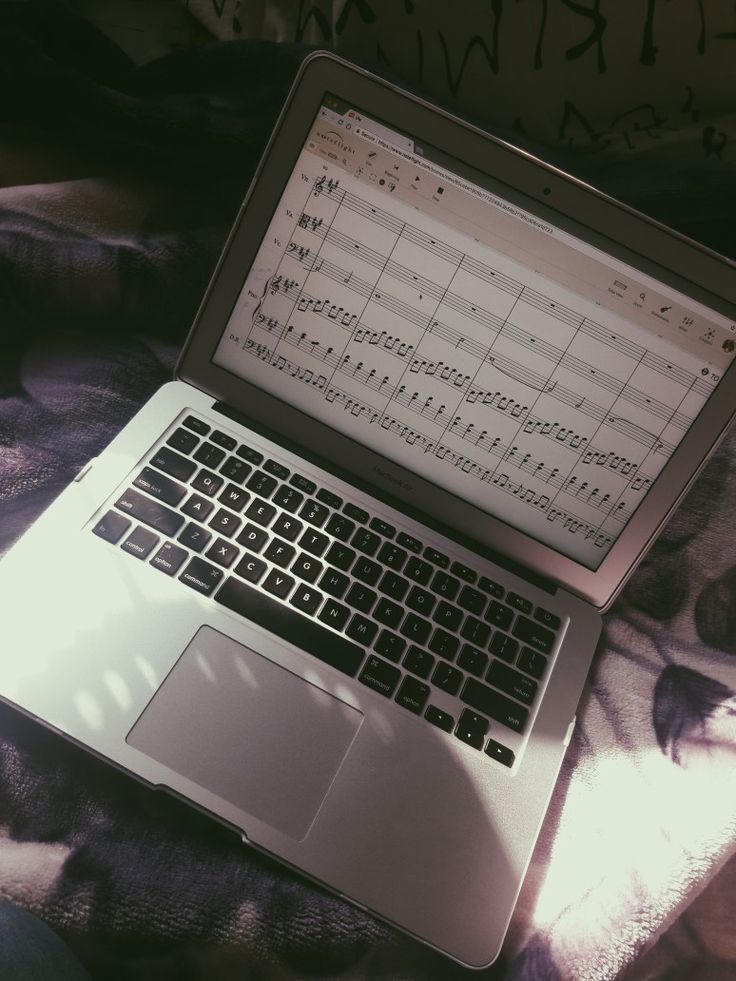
[212, 400, 558, 596]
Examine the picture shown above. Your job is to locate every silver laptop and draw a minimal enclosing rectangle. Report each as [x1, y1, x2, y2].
[1, 51, 735, 968]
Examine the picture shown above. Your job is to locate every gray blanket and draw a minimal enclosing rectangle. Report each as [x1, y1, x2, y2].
[2, 9, 736, 980]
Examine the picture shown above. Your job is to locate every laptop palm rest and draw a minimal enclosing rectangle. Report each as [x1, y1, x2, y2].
[127, 626, 363, 840]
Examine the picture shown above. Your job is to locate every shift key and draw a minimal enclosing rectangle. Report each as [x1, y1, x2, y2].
[115, 487, 185, 537]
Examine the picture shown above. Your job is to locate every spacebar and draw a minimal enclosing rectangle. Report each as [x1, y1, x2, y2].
[214, 576, 365, 678]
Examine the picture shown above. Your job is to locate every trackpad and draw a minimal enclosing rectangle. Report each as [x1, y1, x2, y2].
[127, 626, 363, 840]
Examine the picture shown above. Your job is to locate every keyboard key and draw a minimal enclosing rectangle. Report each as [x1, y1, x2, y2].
[193, 442, 226, 469]
[92, 510, 130, 544]
[455, 708, 489, 749]
[346, 614, 378, 646]
[150, 541, 187, 575]
[425, 704, 454, 732]
[134, 467, 187, 506]
[485, 600, 514, 630]
[457, 644, 488, 677]
[181, 494, 215, 522]
[262, 569, 295, 599]
[244, 498, 277, 527]
[205, 537, 239, 568]
[460, 616, 491, 647]
[369, 517, 395, 538]
[166, 427, 199, 454]
[246, 470, 278, 498]
[428, 628, 459, 661]
[395, 676, 429, 715]
[378, 571, 409, 602]
[210, 430, 237, 451]
[489, 631, 519, 662]
[291, 553, 323, 584]
[299, 499, 329, 527]
[406, 585, 436, 616]
[272, 485, 303, 513]
[458, 585, 486, 615]
[272, 513, 303, 542]
[485, 739, 515, 767]
[400, 613, 432, 645]
[191, 469, 224, 497]
[218, 483, 249, 512]
[460, 678, 529, 733]
[179, 557, 224, 596]
[318, 599, 350, 631]
[290, 584, 323, 615]
[233, 553, 267, 583]
[353, 556, 381, 586]
[182, 415, 209, 436]
[430, 571, 460, 601]
[405, 556, 432, 585]
[450, 561, 477, 584]
[517, 646, 548, 679]
[150, 446, 196, 482]
[486, 660, 538, 705]
[397, 531, 422, 553]
[264, 458, 289, 479]
[289, 473, 317, 494]
[324, 541, 355, 572]
[299, 528, 329, 556]
[178, 522, 212, 552]
[506, 591, 533, 615]
[432, 661, 462, 695]
[115, 488, 184, 537]
[209, 508, 241, 538]
[236, 444, 264, 466]
[121, 525, 159, 559]
[358, 655, 400, 696]
[377, 542, 407, 570]
[351, 528, 381, 556]
[236, 523, 268, 553]
[324, 513, 355, 541]
[373, 597, 403, 629]
[432, 600, 463, 632]
[344, 503, 369, 523]
[220, 455, 251, 484]
[512, 615, 555, 655]
[403, 645, 434, 679]
[374, 630, 406, 663]
[216, 577, 364, 676]
[534, 607, 561, 631]
[345, 582, 377, 614]
[423, 547, 449, 568]
[263, 538, 297, 568]
[318, 568, 350, 598]
[316, 487, 342, 509]
[478, 576, 505, 599]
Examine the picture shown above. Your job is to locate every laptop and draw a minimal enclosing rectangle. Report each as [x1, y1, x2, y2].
[1, 51, 735, 968]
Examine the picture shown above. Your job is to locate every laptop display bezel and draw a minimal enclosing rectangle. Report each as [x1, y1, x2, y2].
[177, 51, 736, 611]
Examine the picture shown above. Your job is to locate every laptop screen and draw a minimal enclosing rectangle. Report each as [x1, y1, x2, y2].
[212, 94, 735, 571]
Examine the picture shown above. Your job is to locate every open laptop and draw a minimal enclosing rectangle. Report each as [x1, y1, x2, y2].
[1, 51, 735, 968]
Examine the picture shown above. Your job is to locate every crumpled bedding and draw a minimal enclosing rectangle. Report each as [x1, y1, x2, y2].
[1, 7, 736, 980]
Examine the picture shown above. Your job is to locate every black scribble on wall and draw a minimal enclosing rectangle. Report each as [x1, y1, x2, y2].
[560, 0, 607, 72]
[643, 0, 706, 64]
[653, 665, 734, 765]
[232, 0, 242, 34]
[437, 0, 503, 94]
[533, 0, 549, 69]
[682, 86, 700, 123]
[703, 125, 728, 158]
[609, 104, 665, 150]
[336, 0, 377, 37]
[210, 0, 227, 17]
[404, 0, 415, 13]
[558, 100, 610, 152]
[295, 1, 332, 43]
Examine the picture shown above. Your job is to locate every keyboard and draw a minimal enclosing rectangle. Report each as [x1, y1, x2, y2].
[91, 414, 564, 768]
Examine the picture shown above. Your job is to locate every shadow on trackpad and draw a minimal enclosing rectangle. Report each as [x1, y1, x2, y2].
[127, 626, 363, 840]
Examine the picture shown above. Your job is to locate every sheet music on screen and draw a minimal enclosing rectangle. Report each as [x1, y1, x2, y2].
[213, 96, 735, 569]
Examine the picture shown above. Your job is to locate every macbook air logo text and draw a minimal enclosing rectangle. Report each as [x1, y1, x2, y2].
[372, 466, 412, 492]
